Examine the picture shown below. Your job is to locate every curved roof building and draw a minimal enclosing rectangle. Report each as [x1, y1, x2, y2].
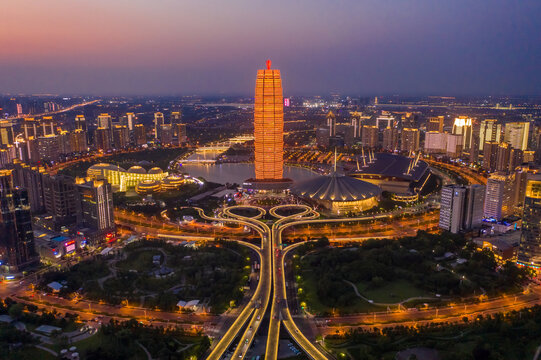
[350, 153, 430, 194]
[135, 180, 161, 195]
[127, 166, 147, 174]
[291, 173, 381, 214]
[148, 167, 164, 174]
[87, 163, 168, 192]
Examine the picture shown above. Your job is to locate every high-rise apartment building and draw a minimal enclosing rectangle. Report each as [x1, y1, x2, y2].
[504, 122, 530, 151]
[75, 115, 87, 132]
[483, 141, 499, 172]
[518, 174, 541, 270]
[254, 60, 284, 180]
[382, 127, 398, 151]
[97, 113, 112, 129]
[400, 128, 420, 153]
[70, 129, 87, 153]
[495, 143, 511, 172]
[175, 123, 187, 145]
[37, 135, 60, 162]
[134, 124, 147, 146]
[95, 127, 112, 152]
[159, 124, 173, 145]
[0, 170, 39, 271]
[126, 113, 135, 131]
[112, 125, 129, 149]
[361, 125, 378, 148]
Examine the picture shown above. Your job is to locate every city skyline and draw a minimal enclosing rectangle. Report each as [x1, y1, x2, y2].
[2, 0, 541, 96]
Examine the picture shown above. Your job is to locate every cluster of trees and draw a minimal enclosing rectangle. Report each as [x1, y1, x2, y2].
[330, 305, 541, 360]
[297, 232, 531, 310]
[85, 319, 210, 360]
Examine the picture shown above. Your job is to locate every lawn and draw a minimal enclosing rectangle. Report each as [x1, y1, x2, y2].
[355, 280, 431, 304]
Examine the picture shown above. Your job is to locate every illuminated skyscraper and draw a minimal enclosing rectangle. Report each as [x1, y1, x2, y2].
[254, 60, 284, 180]
[518, 174, 541, 270]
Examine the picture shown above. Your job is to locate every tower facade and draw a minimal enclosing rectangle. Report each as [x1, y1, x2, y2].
[254, 60, 284, 180]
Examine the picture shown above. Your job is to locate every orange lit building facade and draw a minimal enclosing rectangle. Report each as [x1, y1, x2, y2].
[254, 60, 284, 180]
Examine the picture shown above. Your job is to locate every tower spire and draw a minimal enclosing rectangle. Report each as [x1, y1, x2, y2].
[266, 59, 271, 70]
[334, 147, 337, 173]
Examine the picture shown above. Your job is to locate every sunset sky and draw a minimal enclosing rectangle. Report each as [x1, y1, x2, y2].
[1, 0, 540, 96]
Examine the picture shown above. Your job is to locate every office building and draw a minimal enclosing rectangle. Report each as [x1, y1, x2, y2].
[326, 111, 336, 137]
[479, 119, 501, 151]
[452, 116, 473, 151]
[42, 174, 78, 231]
[518, 174, 541, 270]
[446, 134, 463, 157]
[0, 121, 14, 146]
[439, 184, 485, 233]
[400, 128, 420, 153]
[439, 185, 467, 233]
[427, 116, 444, 133]
[11, 163, 45, 214]
[254, 60, 284, 180]
[484, 173, 515, 220]
[424, 132, 447, 153]
[504, 122, 530, 151]
[154, 112, 165, 139]
[0, 170, 39, 271]
[75, 177, 115, 234]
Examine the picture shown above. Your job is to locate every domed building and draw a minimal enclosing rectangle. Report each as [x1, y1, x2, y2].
[291, 173, 381, 215]
[87, 163, 168, 192]
[135, 180, 161, 195]
[161, 174, 185, 190]
[127, 166, 147, 174]
[148, 167, 164, 175]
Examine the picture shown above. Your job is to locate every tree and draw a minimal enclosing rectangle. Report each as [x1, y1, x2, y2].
[8, 304, 24, 320]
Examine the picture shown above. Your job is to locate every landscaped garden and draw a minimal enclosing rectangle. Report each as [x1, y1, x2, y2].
[293, 232, 532, 315]
[324, 305, 541, 360]
[38, 240, 253, 313]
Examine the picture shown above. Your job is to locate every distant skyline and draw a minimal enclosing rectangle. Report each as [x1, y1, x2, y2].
[2, 0, 541, 96]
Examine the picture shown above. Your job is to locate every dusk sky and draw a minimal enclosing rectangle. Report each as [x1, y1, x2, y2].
[2, 0, 540, 96]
